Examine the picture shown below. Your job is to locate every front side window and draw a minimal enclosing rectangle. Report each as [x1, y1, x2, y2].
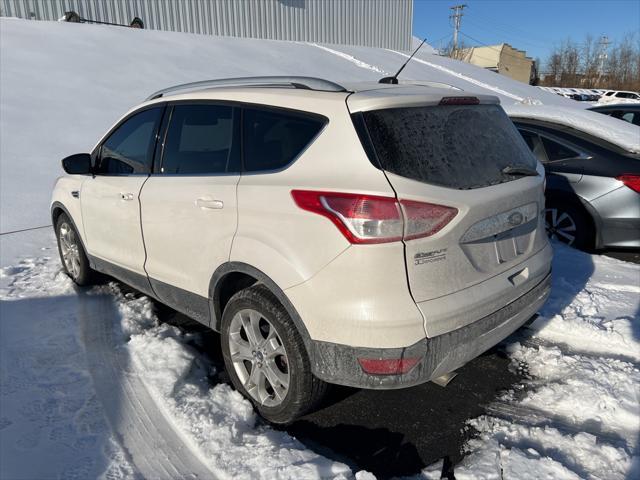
[97, 107, 163, 175]
[242, 107, 326, 172]
[161, 104, 239, 174]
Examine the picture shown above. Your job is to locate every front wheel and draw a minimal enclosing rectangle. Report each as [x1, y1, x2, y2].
[220, 284, 327, 424]
[55, 213, 95, 285]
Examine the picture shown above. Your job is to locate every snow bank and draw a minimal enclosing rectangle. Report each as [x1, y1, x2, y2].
[445, 243, 640, 480]
[118, 296, 351, 479]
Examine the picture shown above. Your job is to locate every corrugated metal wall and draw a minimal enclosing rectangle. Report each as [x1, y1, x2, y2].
[0, 0, 413, 50]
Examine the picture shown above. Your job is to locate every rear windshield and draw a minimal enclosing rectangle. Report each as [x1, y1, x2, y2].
[357, 104, 538, 189]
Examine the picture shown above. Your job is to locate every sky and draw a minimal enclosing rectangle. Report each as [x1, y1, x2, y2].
[413, 0, 640, 63]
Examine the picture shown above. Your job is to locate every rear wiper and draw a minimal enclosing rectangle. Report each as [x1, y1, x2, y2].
[502, 164, 539, 176]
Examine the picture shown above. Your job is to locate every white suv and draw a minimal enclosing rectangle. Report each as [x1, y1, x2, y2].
[52, 77, 552, 424]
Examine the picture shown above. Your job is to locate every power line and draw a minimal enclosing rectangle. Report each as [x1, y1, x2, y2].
[464, 17, 549, 50]
[0, 225, 52, 236]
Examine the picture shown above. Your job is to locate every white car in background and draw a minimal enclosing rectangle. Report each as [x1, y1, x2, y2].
[598, 90, 640, 104]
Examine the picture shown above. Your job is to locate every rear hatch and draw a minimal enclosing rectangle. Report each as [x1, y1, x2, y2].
[349, 94, 550, 337]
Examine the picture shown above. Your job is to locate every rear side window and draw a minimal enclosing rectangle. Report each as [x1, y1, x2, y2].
[161, 104, 239, 174]
[541, 137, 579, 161]
[359, 104, 537, 189]
[242, 108, 326, 172]
[97, 107, 163, 175]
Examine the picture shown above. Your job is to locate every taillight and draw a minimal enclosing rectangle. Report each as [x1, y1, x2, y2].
[291, 190, 457, 244]
[616, 174, 640, 193]
[400, 200, 458, 240]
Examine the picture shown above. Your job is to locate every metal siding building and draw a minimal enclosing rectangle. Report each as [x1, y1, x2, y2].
[0, 0, 413, 50]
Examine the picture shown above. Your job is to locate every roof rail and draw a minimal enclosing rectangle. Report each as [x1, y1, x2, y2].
[145, 76, 347, 101]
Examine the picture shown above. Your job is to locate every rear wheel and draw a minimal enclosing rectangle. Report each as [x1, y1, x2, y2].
[544, 200, 593, 250]
[55, 213, 95, 285]
[220, 284, 327, 424]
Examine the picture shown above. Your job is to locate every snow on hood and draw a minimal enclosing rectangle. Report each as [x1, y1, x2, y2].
[505, 104, 640, 154]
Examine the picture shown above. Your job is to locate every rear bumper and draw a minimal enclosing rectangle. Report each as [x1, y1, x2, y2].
[310, 270, 551, 389]
[591, 185, 640, 249]
[599, 218, 640, 249]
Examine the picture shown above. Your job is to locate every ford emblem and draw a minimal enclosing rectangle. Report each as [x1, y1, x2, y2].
[508, 211, 524, 226]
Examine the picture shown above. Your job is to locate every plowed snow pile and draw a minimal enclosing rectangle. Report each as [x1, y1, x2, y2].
[1, 17, 639, 480]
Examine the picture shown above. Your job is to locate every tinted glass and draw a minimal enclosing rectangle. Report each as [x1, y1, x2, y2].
[622, 112, 639, 125]
[360, 104, 537, 189]
[161, 105, 239, 174]
[541, 137, 579, 161]
[97, 108, 163, 174]
[242, 108, 325, 172]
[519, 130, 536, 150]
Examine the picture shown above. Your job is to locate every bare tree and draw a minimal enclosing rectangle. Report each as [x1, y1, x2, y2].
[542, 31, 640, 90]
[581, 35, 599, 88]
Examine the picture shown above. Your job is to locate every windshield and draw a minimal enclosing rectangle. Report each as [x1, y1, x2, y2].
[357, 104, 538, 190]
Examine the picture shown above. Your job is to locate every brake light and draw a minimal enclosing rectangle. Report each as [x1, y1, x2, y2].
[439, 96, 480, 105]
[358, 357, 421, 375]
[616, 174, 640, 193]
[291, 190, 457, 244]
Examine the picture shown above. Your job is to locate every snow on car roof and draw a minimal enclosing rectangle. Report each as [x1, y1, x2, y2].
[505, 104, 640, 154]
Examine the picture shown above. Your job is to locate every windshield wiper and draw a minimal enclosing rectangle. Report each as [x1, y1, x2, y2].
[502, 164, 539, 177]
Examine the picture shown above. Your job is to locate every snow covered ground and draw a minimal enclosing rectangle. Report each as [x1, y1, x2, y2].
[1, 18, 639, 480]
[2, 242, 638, 479]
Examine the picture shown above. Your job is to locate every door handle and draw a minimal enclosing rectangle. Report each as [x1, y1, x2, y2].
[196, 197, 224, 210]
[120, 192, 135, 201]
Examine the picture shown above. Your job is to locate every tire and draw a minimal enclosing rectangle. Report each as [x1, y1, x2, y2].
[544, 199, 594, 250]
[220, 284, 327, 424]
[55, 213, 96, 286]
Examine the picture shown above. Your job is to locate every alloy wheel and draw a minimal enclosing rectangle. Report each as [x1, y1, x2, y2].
[58, 222, 81, 279]
[228, 308, 290, 407]
[545, 208, 577, 245]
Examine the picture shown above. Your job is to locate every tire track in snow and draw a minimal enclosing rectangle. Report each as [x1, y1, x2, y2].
[77, 292, 215, 480]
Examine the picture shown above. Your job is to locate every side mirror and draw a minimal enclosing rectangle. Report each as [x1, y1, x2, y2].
[61, 153, 92, 175]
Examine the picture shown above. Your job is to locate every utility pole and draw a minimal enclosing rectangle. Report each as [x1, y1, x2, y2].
[450, 4, 467, 56]
[597, 34, 610, 79]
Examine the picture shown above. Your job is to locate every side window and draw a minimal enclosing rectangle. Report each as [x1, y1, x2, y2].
[242, 107, 326, 172]
[518, 130, 547, 163]
[97, 108, 163, 175]
[161, 104, 239, 174]
[622, 112, 640, 125]
[519, 130, 536, 151]
[541, 137, 579, 162]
